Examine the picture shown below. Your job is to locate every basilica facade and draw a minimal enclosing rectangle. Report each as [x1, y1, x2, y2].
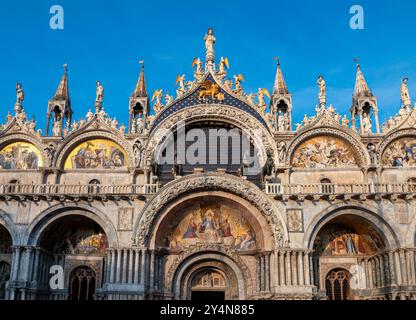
[0, 30, 416, 301]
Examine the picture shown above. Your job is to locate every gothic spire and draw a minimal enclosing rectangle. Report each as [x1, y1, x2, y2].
[353, 63, 372, 99]
[273, 58, 289, 95]
[52, 64, 70, 101]
[132, 61, 147, 98]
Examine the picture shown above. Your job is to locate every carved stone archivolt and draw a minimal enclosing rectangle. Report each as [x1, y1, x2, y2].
[144, 104, 277, 168]
[286, 127, 369, 167]
[133, 173, 287, 248]
[54, 130, 135, 169]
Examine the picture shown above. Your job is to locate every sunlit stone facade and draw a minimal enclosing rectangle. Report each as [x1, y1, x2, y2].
[0, 30, 416, 300]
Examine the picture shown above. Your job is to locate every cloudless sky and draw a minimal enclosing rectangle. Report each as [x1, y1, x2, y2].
[0, 0, 415, 131]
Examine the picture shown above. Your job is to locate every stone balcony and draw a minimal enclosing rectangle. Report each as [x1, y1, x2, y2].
[264, 182, 416, 201]
[0, 183, 159, 201]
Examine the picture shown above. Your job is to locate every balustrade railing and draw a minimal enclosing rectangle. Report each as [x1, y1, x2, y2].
[0, 183, 159, 196]
[264, 183, 416, 195]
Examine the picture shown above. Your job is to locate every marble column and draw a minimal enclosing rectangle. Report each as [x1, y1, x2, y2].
[279, 251, 285, 286]
[140, 249, 146, 285]
[128, 249, 134, 284]
[116, 249, 122, 283]
[109, 249, 116, 283]
[134, 249, 140, 284]
[298, 251, 304, 286]
[265, 254, 270, 292]
[304, 252, 311, 286]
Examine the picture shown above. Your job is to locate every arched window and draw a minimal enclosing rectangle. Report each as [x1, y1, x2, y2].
[326, 269, 351, 300]
[88, 179, 101, 194]
[0, 262, 11, 300]
[320, 178, 334, 194]
[69, 266, 96, 301]
[408, 178, 416, 193]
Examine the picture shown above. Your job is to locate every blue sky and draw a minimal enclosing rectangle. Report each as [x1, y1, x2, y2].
[0, 0, 415, 130]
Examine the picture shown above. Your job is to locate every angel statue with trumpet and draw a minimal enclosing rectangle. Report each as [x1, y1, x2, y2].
[257, 88, 271, 114]
[152, 89, 164, 114]
[233, 74, 245, 96]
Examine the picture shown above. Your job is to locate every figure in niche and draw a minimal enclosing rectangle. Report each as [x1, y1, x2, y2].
[277, 141, 287, 164]
[44, 144, 56, 167]
[133, 140, 144, 168]
[362, 112, 372, 134]
[277, 111, 285, 132]
[263, 150, 275, 177]
[52, 120, 62, 137]
[367, 143, 377, 165]
[136, 117, 145, 134]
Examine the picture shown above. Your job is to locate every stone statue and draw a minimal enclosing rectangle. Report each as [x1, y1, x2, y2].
[246, 93, 255, 106]
[362, 112, 372, 134]
[133, 140, 144, 167]
[257, 88, 267, 113]
[278, 111, 285, 132]
[234, 74, 244, 95]
[224, 79, 233, 92]
[165, 93, 174, 106]
[367, 143, 377, 165]
[317, 75, 326, 106]
[277, 141, 287, 164]
[263, 150, 275, 177]
[52, 120, 62, 137]
[86, 109, 94, 122]
[16, 83, 25, 105]
[44, 144, 56, 167]
[284, 112, 290, 131]
[71, 121, 79, 132]
[152, 89, 163, 113]
[95, 81, 104, 111]
[204, 28, 216, 62]
[342, 115, 350, 127]
[6, 111, 13, 123]
[192, 58, 203, 75]
[111, 117, 118, 129]
[401, 78, 412, 109]
[175, 75, 186, 97]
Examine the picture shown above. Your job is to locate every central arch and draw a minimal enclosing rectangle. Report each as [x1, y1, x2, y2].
[133, 173, 288, 249]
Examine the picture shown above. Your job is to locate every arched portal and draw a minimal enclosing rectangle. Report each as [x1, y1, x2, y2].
[311, 214, 387, 300]
[35, 215, 109, 300]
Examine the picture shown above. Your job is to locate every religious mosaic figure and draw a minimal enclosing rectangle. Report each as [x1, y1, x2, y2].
[0, 142, 41, 170]
[314, 225, 384, 256]
[382, 137, 416, 167]
[168, 203, 257, 251]
[293, 137, 358, 168]
[65, 139, 127, 169]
